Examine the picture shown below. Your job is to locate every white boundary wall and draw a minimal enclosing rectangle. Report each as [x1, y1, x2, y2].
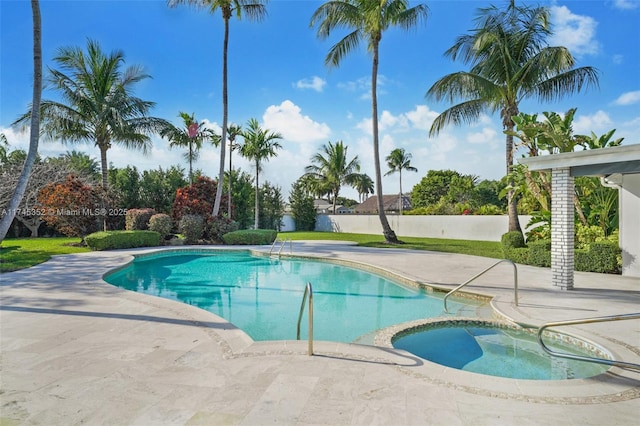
[314, 214, 533, 242]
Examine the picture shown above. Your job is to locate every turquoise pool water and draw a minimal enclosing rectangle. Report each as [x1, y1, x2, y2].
[104, 251, 479, 342]
[392, 323, 609, 380]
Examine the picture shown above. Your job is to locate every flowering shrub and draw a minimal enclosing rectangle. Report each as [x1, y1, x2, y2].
[125, 208, 156, 231]
[179, 214, 205, 244]
[206, 216, 239, 242]
[37, 174, 100, 237]
[148, 213, 172, 239]
[171, 176, 229, 222]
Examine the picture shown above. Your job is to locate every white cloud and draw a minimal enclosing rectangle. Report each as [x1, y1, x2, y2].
[405, 105, 439, 131]
[612, 54, 624, 65]
[573, 110, 613, 134]
[466, 127, 498, 146]
[294, 76, 326, 93]
[337, 75, 392, 100]
[613, 90, 640, 106]
[262, 100, 331, 143]
[613, 0, 639, 10]
[549, 6, 600, 56]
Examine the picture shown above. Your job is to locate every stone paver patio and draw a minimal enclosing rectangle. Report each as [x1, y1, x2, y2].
[1, 241, 639, 425]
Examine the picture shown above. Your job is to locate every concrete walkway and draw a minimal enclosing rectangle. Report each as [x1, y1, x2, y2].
[1, 241, 639, 425]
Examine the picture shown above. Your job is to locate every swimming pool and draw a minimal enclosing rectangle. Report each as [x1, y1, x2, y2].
[104, 250, 482, 343]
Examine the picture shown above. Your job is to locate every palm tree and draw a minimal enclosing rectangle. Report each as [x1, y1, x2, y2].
[305, 141, 361, 214]
[239, 118, 283, 229]
[168, 0, 268, 217]
[353, 173, 374, 203]
[311, 0, 428, 243]
[12, 39, 169, 188]
[226, 123, 243, 216]
[0, 0, 41, 243]
[61, 150, 101, 180]
[426, 0, 599, 233]
[161, 112, 218, 184]
[384, 148, 417, 215]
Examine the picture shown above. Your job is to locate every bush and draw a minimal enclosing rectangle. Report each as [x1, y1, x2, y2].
[125, 208, 156, 231]
[206, 216, 239, 242]
[575, 241, 621, 274]
[179, 214, 205, 244]
[85, 230, 160, 251]
[222, 229, 277, 245]
[148, 213, 172, 239]
[501, 231, 528, 264]
[506, 247, 530, 264]
[171, 176, 229, 222]
[528, 240, 551, 267]
[37, 174, 101, 237]
[501, 231, 525, 249]
[474, 204, 504, 215]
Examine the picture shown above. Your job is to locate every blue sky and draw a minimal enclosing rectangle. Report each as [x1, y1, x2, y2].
[1, 0, 639, 200]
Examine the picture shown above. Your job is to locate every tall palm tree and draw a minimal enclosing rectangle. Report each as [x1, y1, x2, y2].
[161, 112, 218, 184]
[311, 0, 428, 243]
[426, 0, 599, 233]
[384, 148, 417, 215]
[12, 39, 169, 188]
[305, 141, 361, 214]
[168, 0, 268, 217]
[239, 118, 282, 229]
[0, 0, 42, 243]
[226, 123, 243, 216]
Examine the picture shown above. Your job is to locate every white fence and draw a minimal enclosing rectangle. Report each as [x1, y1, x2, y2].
[310, 214, 533, 242]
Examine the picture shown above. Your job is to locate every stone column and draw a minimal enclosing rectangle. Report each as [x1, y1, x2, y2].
[551, 167, 574, 289]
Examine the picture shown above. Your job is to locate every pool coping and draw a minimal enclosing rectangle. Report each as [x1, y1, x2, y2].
[96, 246, 640, 404]
[2, 242, 640, 425]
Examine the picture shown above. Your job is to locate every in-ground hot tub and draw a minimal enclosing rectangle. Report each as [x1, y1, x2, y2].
[377, 318, 612, 380]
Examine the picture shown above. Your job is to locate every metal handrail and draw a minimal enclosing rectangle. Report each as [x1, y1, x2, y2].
[269, 238, 278, 255]
[538, 313, 640, 371]
[269, 238, 292, 257]
[443, 259, 518, 313]
[296, 282, 314, 355]
[278, 238, 292, 256]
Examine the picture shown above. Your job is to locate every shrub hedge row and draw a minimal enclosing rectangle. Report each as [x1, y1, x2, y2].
[501, 232, 621, 274]
[85, 230, 160, 251]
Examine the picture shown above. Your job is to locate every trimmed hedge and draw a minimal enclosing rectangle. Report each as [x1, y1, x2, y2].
[222, 229, 277, 245]
[575, 241, 620, 273]
[501, 233, 621, 273]
[85, 230, 160, 251]
[528, 240, 551, 267]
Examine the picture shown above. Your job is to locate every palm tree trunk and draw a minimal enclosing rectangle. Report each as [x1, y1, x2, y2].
[100, 146, 108, 188]
[254, 160, 259, 229]
[188, 141, 194, 184]
[505, 127, 522, 234]
[0, 0, 41, 243]
[213, 16, 230, 217]
[399, 171, 403, 216]
[228, 141, 233, 217]
[371, 39, 399, 244]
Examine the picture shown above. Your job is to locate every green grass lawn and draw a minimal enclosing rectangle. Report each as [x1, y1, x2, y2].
[279, 231, 504, 259]
[0, 237, 90, 273]
[0, 232, 503, 273]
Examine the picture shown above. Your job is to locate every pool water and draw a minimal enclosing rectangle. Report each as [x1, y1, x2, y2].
[104, 251, 480, 343]
[392, 324, 609, 380]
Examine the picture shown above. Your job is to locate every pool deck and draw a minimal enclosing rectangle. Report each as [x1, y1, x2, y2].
[1, 241, 639, 425]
